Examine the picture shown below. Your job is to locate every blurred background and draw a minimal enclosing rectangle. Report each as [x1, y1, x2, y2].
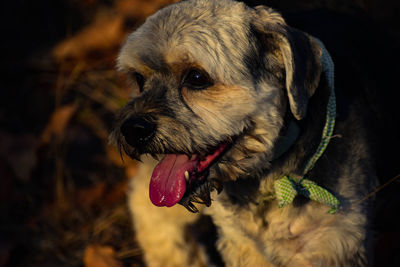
[0, 0, 399, 266]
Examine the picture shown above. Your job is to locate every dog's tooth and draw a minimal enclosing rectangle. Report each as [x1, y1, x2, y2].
[184, 171, 189, 181]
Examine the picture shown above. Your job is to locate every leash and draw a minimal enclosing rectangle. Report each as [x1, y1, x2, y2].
[273, 39, 340, 214]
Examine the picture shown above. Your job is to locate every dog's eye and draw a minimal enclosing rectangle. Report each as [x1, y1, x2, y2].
[183, 68, 213, 90]
[133, 72, 145, 92]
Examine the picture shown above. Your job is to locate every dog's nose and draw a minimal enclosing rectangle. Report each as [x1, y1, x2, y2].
[120, 117, 156, 148]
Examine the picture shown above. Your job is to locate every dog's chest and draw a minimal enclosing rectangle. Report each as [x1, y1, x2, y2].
[207, 190, 340, 264]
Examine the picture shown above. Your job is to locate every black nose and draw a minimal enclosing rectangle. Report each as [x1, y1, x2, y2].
[120, 116, 156, 148]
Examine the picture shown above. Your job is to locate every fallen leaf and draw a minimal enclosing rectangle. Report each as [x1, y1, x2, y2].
[40, 104, 77, 144]
[53, 0, 179, 61]
[53, 12, 125, 61]
[0, 158, 16, 202]
[0, 242, 12, 267]
[76, 182, 107, 209]
[0, 131, 38, 181]
[106, 145, 138, 179]
[125, 162, 138, 179]
[116, 0, 178, 19]
[106, 145, 125, 167]
[84, 244, 123, 267]
[104, 181, 129, 204]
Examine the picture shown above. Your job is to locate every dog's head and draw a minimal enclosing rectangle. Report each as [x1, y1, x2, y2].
[110, 0, 322, 212]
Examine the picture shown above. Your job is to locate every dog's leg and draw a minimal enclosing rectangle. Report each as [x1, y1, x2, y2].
[128, 156, 207, 267]
[207, 199, 274, 267]
[216, 237, 273, 267]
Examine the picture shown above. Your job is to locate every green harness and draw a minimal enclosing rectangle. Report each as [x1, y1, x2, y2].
[273, 39, 340, 214]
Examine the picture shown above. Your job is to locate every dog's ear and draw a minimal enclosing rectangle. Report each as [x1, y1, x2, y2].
[251, 6, 322, 120]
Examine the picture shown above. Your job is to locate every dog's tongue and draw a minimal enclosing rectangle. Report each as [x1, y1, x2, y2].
[150, 154, 198, 207]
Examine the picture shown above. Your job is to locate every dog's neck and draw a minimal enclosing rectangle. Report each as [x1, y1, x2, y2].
[272, 119, 300, 160]
[259, 39, 339, 212]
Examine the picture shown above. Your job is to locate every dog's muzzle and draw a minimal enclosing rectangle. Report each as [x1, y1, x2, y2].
[120, 116, 156, 150]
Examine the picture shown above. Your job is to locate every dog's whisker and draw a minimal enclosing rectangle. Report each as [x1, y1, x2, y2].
[130, 152, 141, 162]
[150, 153, 160, 161]
[211, 178, 223, 194]
[117, 139, 125, 164]
[182, 200, 199, 213]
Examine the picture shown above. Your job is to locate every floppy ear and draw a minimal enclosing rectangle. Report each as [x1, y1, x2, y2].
[252, 6, 322, 120]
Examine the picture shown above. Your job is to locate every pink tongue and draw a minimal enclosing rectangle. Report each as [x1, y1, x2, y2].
[150, 154, 198, 207]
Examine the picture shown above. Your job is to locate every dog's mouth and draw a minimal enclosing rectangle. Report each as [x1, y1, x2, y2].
[149, 143, 229, 211]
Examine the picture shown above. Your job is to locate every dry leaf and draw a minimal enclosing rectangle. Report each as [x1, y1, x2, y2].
[0, 241, 12, 267]
[53, 0, 179, 61]
[84, 244, 123, 267]
[41, 104, 77, 144]
[106, 145, 125, 167]
[53, 13, 125, 61]
[106, 145, 138, 179]
[115, 0, 178, 19]
[104, 181, 129, 204]
[76, 182, 107, 209]
[125, 162, 138, 179]
[0, 132, 38, 181]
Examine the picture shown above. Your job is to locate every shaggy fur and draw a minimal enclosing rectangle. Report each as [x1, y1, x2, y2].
[110, 0, 382, 266]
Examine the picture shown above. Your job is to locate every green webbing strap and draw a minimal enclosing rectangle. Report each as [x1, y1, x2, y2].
[273, 39, 340, 213]
[302, 39, 336, 175]
[274, 176, 340, 213]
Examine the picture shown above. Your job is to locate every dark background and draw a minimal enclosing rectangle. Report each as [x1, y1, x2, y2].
[0, 0, 399, 266]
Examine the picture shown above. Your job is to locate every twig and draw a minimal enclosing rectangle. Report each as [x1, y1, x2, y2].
[350, 172, 400, 208]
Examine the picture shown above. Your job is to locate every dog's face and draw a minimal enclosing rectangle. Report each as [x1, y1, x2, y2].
[110, 0, 322, 212]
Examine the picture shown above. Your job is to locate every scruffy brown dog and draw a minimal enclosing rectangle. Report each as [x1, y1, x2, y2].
[110, 0, 381, 266]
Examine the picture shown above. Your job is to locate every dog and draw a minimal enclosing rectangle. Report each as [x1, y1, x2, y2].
[109, 0, 392, 265]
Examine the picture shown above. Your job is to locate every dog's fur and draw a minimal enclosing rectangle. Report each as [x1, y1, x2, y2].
[109, 0, 391, 266]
